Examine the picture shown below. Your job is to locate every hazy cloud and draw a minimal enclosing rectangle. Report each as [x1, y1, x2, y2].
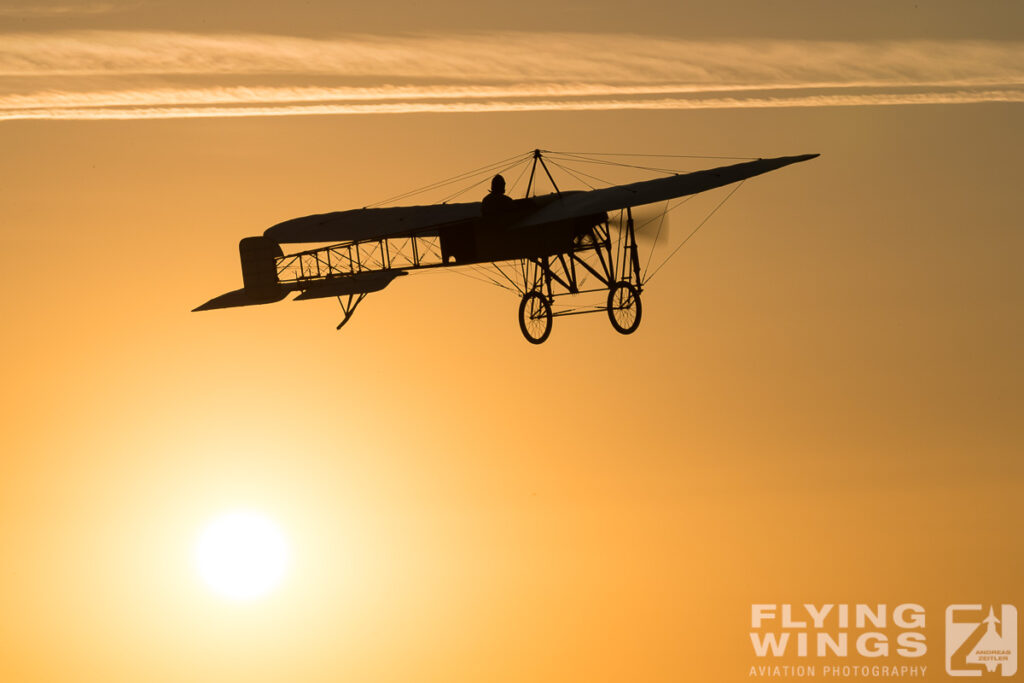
[0, 2, 138, 17]
[0, 31, 1021, 120]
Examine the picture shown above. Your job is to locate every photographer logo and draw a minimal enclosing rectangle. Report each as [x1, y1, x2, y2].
[946, 604, 1017, 677]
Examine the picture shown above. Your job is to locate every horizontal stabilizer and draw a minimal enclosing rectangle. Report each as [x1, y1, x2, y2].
[192, 287, 288, 312]
[265, 202, 480, 244]
[294, 271, 405, 300]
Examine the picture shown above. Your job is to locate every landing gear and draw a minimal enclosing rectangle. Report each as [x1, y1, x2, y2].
[336, 292, 367, 330]
[518, 290, 552, 344]
[607, 281, 642, 334]
[503, 198, 645, 344]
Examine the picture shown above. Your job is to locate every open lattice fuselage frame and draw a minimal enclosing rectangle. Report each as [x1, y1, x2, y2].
[274, 210, 642, 316]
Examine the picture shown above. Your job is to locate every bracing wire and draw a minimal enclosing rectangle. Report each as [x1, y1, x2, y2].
[417, 263, 518, 292]
[490, 261, 525, 294]
[544, 151, 692, 176]
[546, 159, 615, 189]
[366, 151, 532, 207]
[646, 202, 671, 246]
[643, 180, 746, 284]
[506, 159, 533, 196]
[438, 155, 533, 204]
[640, 195, 695, 279]
[545, 159, 600, 190]
[545, 150, 758, 161]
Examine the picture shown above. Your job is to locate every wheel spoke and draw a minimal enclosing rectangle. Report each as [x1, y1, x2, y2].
[607, 281, 642, 335]
[518, 290, 552, 344]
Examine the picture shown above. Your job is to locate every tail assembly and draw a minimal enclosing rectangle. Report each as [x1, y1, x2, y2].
[193, 236, 288, 311]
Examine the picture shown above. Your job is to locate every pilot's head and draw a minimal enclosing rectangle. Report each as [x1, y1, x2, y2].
[490, 174, 506, 195]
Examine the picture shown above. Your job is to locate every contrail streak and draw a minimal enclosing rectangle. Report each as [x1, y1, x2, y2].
[4, 90, 1021, 121]
[1, 31, 1021, 121]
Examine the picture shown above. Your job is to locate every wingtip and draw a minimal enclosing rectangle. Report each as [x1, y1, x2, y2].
[779, 153, 820, 165]
[766, 153, 820, 165]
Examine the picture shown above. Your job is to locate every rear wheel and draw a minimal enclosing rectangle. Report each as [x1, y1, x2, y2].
[519, 291, 552, 344]
[607, 281, 642, 334]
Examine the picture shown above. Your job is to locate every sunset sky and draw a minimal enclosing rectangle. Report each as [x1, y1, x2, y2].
[1, 1, 1021, 682]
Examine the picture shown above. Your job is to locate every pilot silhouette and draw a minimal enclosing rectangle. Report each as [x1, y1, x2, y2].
[481, 174, 515, 215]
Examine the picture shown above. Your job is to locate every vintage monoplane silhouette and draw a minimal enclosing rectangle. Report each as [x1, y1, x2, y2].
[194, 149, 817, 343]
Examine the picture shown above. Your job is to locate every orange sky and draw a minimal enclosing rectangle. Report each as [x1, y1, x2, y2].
[1, 2, 1022, 682]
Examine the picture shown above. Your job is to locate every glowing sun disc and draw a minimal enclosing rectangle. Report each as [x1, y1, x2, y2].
[195, 511, 290, 600]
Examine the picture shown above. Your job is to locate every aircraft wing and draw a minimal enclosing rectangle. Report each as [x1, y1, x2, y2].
[511, 154, 819, 229]
[264, 202, 480, 244]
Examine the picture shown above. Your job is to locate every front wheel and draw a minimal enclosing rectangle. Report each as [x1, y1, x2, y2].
[607, 281, 642, 335]
[518, 291, 552, 344]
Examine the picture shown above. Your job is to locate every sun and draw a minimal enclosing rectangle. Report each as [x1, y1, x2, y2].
[194, 510, 290, 601]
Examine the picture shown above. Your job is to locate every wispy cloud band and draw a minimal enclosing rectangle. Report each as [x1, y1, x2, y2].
[0, 2, 134, 18]
[1, 31, 1021, 120]
[5, 90, 1023, 121]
